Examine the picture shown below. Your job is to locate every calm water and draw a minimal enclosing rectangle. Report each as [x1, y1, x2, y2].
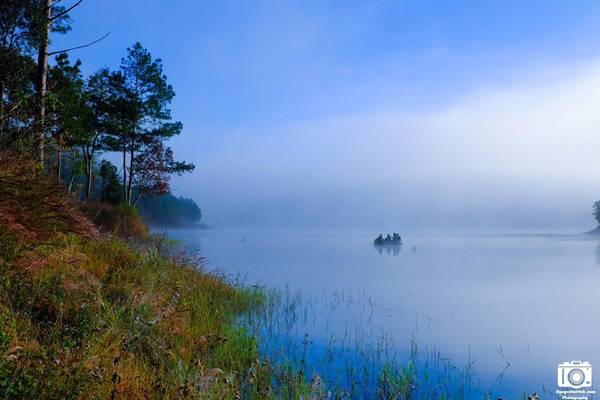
[166, 229, 600, 398]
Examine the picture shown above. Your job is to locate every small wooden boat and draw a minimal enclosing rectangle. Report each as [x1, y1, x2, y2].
[373, 233, 402, 246]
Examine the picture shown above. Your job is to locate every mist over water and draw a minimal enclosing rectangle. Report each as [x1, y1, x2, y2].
[172, 61, 600, 231]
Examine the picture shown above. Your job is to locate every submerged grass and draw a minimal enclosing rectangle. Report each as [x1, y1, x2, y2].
[240, 286, 539, 400]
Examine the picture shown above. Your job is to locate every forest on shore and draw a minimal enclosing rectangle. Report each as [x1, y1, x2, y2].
[0, 2, 279, 399]
[138, 194, 203, 228]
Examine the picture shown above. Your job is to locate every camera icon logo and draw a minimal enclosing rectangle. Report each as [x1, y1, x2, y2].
[557, 361, 592, 388]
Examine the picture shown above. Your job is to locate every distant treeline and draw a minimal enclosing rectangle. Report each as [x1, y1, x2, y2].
[137, 194, 202, 228]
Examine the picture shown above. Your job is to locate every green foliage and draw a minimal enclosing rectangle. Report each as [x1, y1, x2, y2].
[0, 44, 36, 149]
[47, 53, 86, 142]
[137, 193, 202, 227]
[98, 160, 123, 204]
[0, 0, 76, 153]
[46, 53, 90, 186]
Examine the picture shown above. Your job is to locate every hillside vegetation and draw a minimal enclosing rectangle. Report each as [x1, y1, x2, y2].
[0, 156, 271, 399]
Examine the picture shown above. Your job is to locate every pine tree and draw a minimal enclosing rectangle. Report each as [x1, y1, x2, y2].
[105, 43, 193, 205]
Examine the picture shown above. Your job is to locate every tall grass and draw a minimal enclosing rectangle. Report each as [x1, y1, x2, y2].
[0, 227, 280, 399]
[0, 155, 272, 399]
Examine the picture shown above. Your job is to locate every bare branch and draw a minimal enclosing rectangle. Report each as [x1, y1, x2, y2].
[48, 32, 110, 56]
[50, 0, 84, 21]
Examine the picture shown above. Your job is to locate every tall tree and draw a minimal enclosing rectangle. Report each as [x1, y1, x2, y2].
[77, 68, 113, 199]
[31, 0, 79, 164]
[107, 42, 191, 205]
[33, 0, 52, 163]
[47, 53, 85, 184]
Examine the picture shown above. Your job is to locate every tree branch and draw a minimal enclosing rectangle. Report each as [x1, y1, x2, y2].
[50, 0, 83, 21]
[48, 32, 110, 56]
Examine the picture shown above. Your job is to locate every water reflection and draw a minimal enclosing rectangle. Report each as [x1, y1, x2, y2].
[374, 243, 402, 256]
[594, 242, 600, 265]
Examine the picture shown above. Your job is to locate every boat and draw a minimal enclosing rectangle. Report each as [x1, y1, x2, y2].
[373, 233, 402, 246]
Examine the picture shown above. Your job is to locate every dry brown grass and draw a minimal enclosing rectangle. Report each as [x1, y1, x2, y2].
[0, 152, 99, 243]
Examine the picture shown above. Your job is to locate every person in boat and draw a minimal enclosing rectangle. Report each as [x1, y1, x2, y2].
[385, 234, 392, 242]
[374, 234, 384, 245]
[393, 233, 402, 243]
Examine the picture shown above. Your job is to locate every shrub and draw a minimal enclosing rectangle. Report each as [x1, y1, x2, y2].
[82, 202, 149, 239]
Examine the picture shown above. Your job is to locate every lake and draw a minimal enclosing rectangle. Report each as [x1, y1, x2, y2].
[166, 229, 600, 398]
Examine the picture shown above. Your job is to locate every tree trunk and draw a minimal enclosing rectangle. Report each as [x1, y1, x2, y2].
[122, 138, 127, 205]
[86, 166, 93, 200]
[132, 191, 142, 207]
[126, 140, 134, 206]
[84, 156, 93, 200]
[0, 81, 5, 140]
[67, 152, 76, 194]
[68, 175, 75, 194]
[34, 0, 52, 165]
[56, 131, 62, 184]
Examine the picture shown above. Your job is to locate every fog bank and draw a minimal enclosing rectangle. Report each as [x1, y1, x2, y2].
[173, 60, 600, 231]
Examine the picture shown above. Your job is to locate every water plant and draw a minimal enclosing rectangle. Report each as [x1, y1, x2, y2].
[239, 286, 524, 399]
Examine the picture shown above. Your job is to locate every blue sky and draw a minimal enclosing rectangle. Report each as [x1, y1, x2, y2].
[53, 1, 600, 230]
[56, 1, 600, 125]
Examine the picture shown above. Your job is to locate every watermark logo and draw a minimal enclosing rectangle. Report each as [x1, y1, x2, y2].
[556, 361, 595, 399]
[559, 361, 593, 388]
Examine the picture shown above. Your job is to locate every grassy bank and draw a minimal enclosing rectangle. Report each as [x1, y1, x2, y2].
[0, 159, 274, 399]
